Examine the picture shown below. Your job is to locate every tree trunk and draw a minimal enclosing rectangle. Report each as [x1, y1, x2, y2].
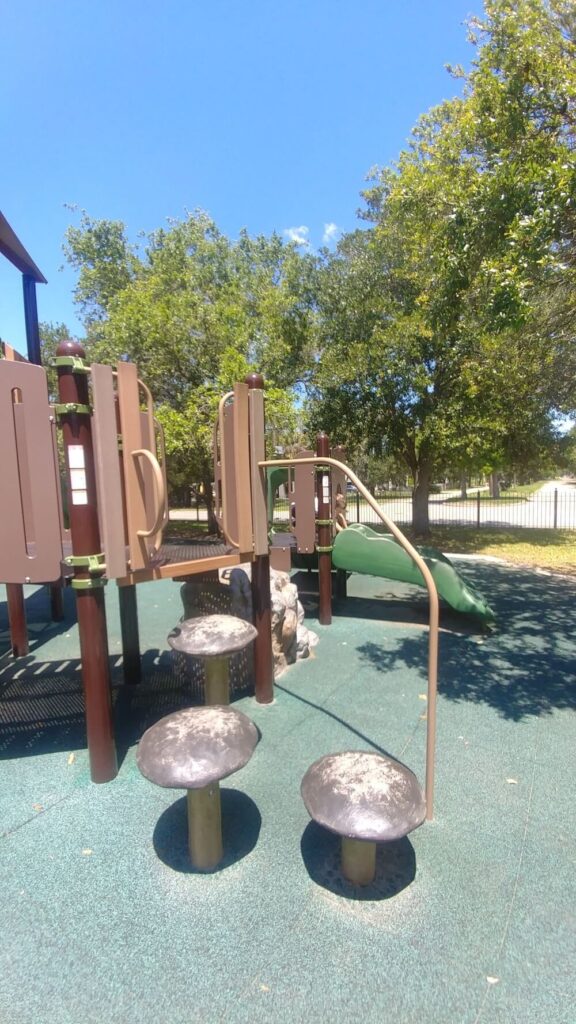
[489, 472, 500, 499]
[460, 471, 467, 500]
[412, 463, 432, 537]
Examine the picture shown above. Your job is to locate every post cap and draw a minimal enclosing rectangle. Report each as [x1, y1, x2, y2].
[56, 339, 86, 359]
[245, 372, 264, 390]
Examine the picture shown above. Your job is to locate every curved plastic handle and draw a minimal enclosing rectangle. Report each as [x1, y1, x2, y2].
[132, 448, 167, 538]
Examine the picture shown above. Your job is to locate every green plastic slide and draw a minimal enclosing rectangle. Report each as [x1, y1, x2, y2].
[332, 523, 494, 624]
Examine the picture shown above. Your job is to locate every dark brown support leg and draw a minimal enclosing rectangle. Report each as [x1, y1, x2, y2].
[316, 433, 332, 625]
[6, 583, 28, 657]
[76, 588, 118, 782]
[335, 569, 347, 601]
[57, 338, 118, 783]
[251, 552, 274, 703]
[49, 582, 65, 622]
[118, 584, 141, 685]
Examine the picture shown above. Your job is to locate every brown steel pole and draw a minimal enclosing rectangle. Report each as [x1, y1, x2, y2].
[56, 339, 118, 782]
[6, 584, 28, 657]
[245, 372, 274, 703]
[316, 432, 332, 625]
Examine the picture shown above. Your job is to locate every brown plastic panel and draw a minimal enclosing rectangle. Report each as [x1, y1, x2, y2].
[91, 363, 128, 579]
[233, 383, 253, 555]
[222, 400, 239, 546]
[49, 406, 71, 544]
[293, 449, 316, 553]
[0, 360, 62, 582]
[331, 445, 347, 515]
[248, 389, 269, 556]
[117, 362, 149, 571]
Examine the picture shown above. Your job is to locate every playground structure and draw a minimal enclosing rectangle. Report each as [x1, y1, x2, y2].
[1, 343, 440, 855]
[267, 452, 494, 625]
[0, 212, 64, 658]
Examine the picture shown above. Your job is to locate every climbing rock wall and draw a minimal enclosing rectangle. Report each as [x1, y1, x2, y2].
[173, 566, 318, 700]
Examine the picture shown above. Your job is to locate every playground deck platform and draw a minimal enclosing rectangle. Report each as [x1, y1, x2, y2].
[1, 558, 575, 1024]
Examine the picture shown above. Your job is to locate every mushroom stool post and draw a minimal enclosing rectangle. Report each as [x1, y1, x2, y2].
[137, 706, 258, 871]
[301, 751, 426, 887]
[168, 614, 258, 705]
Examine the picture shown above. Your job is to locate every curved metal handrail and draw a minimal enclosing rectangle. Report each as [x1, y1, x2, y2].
[260, 454, 439, 820]
[216, 391, 239, 549]
[132, 448, 167, 539]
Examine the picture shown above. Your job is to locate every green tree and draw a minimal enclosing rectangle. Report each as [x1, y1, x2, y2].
[64, 210, 317, 523]
[309, 0, 576, 534]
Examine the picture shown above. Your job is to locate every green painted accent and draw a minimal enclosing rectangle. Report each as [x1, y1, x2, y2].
[70, 577, 107, 590]
[53, 355, 90, 372]
[316, 545, 334, 553]
[315, 518, 333, 527]
[65, 553, 106, 572]
[54, 402, 92, 417]
[333, 522, 495, 623]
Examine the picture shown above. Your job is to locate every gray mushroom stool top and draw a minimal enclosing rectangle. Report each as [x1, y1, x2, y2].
[301, 750, 426, 886]
[168, 614, 258, 705]
[137, 705, 258, 871]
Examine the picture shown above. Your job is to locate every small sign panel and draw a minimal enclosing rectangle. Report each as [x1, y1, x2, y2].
[70, 469, 87, 490]
[68, 446, 88, 504]
[68, 445, 85, 470]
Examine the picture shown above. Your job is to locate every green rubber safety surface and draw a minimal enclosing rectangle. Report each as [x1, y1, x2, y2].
[1, 561, 575, 1024]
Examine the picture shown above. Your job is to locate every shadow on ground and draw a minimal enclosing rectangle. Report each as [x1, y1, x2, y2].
[0, 649, 203, 765]
[0, 585, 77, 659]
[152, 790, 261, 873]
[300, 821, 416, 900]
[354, 561, 576, 720]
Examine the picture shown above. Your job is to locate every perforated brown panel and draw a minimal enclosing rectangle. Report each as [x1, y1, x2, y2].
[0, 361, 62, 582]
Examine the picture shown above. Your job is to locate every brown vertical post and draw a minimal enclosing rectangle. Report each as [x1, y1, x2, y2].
[118, 584, 141, 685]
[56, 340, 118, 783]
[6, 584, 28, 656]
[245, 372, 274, 704]
[316, 433, 332, 625]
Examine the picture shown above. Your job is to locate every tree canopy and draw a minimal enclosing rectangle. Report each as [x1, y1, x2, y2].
[44, 1, 576, 534]
[62, 210, 317, 515]
[306, 0, 576, 532]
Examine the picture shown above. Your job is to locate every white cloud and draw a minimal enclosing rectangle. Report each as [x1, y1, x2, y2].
[283, 225, 310, 246]
[322, 222, 339, 244]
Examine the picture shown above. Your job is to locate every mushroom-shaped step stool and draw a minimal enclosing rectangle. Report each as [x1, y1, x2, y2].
[168, 614, 258, 705]
[301, 751, 426, 886]
[137, 706, 258, 871]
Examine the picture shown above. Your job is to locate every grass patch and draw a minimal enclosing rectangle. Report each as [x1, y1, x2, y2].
[424, 526, 576, 577]
[445, 481, 547, 503]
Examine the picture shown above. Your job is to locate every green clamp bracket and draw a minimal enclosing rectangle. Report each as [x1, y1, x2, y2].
[64, 553, 106, 573]
[54, 402, 92, 418]
[316, 544, 334, 553]
[315, 518, 334, 527]
[53, 355, 90, 373]
[71, 577, 107, 591]
[315, 464, 331, 473]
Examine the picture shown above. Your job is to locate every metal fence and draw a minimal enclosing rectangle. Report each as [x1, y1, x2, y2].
[273, 487, 576, 531]
[344, 488, 576, 531]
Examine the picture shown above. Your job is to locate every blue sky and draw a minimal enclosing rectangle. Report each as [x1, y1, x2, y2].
[2, 0, 478, 354]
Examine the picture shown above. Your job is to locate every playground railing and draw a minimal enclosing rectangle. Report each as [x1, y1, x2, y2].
[262, 455, 439, 821]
